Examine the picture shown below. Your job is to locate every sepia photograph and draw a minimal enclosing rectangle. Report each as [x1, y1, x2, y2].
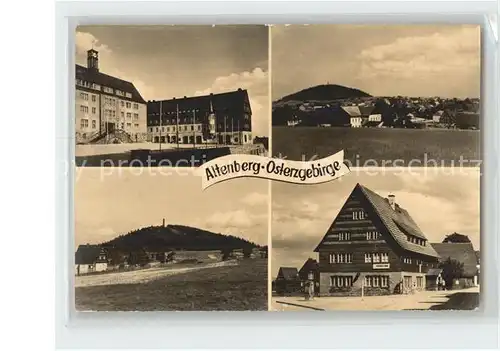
[271, 168, 480, 311]
[74, 25, 269, 167]
[74, 169, 268, 311]
[271, 25, 481, 167]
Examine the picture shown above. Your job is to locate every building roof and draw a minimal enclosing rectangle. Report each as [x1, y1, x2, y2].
[357, 184, 440, 258]
[298, 258, 319, 280]
[443, 232, 471, 243]
[277, 267, 300, 280]
[75, 245, 106, 265]
[75, 64, 146, 104]
[299, 258, 319, 273]
[147, 89, 250, 116]
[431, 242, 479, 277]
[314, 183, 439, 258]
[341, 106, 362, 117]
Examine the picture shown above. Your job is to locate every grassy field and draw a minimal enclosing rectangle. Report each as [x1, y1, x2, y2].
[75, 259, 267, 311]
[272, 127, 480, 167]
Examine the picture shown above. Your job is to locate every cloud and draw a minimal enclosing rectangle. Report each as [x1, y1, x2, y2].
[201, 208, 268, 245]
[241, 192, 268, 206]
[75, 31, 112, 56]
[194, 68, 269, 136]
[358, 26, 480, 96]
[75, 31, 155, 100]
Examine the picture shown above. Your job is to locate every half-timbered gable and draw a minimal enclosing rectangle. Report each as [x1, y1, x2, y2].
[313, 183, 440, 296]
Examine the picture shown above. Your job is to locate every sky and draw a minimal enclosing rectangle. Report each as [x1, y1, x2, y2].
[75, 25, 269, 136]
[75, 168, 268, 248]
[272, 24, 481, 100]
[271, 168, 480, 277]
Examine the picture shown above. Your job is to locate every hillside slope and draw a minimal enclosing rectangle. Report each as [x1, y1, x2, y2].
[276, 84, 371, 104]
[100, 224, 261, 251]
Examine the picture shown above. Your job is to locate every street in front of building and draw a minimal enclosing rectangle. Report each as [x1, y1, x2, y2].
[271, 286, 480, 311]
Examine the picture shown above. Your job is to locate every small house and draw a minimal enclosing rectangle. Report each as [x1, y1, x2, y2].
[432, 110, 444, 123]
[173, 250, 222, 264]
[229, 248, 244, 259]
[426, 268, 444, 290]
[431, 242, 479, 288]
[75, 245, 108, 275]
[274, 267, 302, 296]
[298, 258, 319, 282]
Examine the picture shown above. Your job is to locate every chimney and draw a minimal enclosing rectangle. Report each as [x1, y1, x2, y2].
[162, 218, 165, 227]
[388, 194, 396, 210]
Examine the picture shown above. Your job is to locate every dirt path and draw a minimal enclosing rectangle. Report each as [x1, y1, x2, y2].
[75, 261, 238, 288]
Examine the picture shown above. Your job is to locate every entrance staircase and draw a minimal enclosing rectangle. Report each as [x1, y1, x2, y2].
[86, 129, 134, 144]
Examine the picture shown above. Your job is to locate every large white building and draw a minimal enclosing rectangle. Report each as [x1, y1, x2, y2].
[75, 49, 147, 144]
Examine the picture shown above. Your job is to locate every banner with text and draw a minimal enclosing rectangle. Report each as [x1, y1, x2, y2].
[197, 150, 351, 189]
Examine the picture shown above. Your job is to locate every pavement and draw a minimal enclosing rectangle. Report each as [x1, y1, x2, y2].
[271, 286, 480, 311]
[75, 142, 216, 157]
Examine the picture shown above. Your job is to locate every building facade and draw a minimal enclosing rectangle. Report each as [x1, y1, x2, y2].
[75, 49, 147, 144]
[313, 184, 440, 296]
[75, 245, 108, 275]
[147, 89, 253, 146]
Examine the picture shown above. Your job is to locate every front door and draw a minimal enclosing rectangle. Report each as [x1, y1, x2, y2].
[106, 122, 115, 134]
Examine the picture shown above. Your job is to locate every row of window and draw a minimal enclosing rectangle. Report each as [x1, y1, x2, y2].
[150, 125, 202, 133]
[119, 122, 140, 129]
[80, 119, 96, 129]
[338, 232, 350, 241]
[77, 88, 139, 109]
[330, 276, 353, 288]
[366, 231, 379, 240]
[328, 252, 424, 265]
[79, 119, 141, 130]
[76, 80, 100, 91]
[329, 275, 424, 289]
[401, 257, 423, 265]
[150, 111, 249, 119]
[328, 253, 353, 264]
[364, 253, 389, 263]
[120, 112, 139, 119]
[364, 275, 389, 288]
[79, 105, 140, 120]
[335, 231, 380, 241]
[104, 109, 116, 118]
[150, 121, 250, 130]
[406, 235, 426, 246]
[352, 211, 366, 220]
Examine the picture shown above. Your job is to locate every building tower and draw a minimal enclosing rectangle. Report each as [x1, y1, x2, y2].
[87, 49, 99, 72]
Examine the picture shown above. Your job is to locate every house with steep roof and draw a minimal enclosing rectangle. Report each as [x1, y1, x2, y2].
[313, 183, 440, 296]
[431, 242, 479, 288]
[75, 244, 108, 275]
[274, 267, 302, 295]
[342, 105, 375, 128]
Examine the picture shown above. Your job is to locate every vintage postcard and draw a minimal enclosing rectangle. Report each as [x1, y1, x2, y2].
[271, 168, 480, 311]
[74, 25, 269, 167]
[271, 25, 481, 167]
[75, 169, 268, 311]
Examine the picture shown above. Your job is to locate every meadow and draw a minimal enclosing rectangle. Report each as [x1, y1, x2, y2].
[272, 127, 480, 167]
[75, 259, 268, 311]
